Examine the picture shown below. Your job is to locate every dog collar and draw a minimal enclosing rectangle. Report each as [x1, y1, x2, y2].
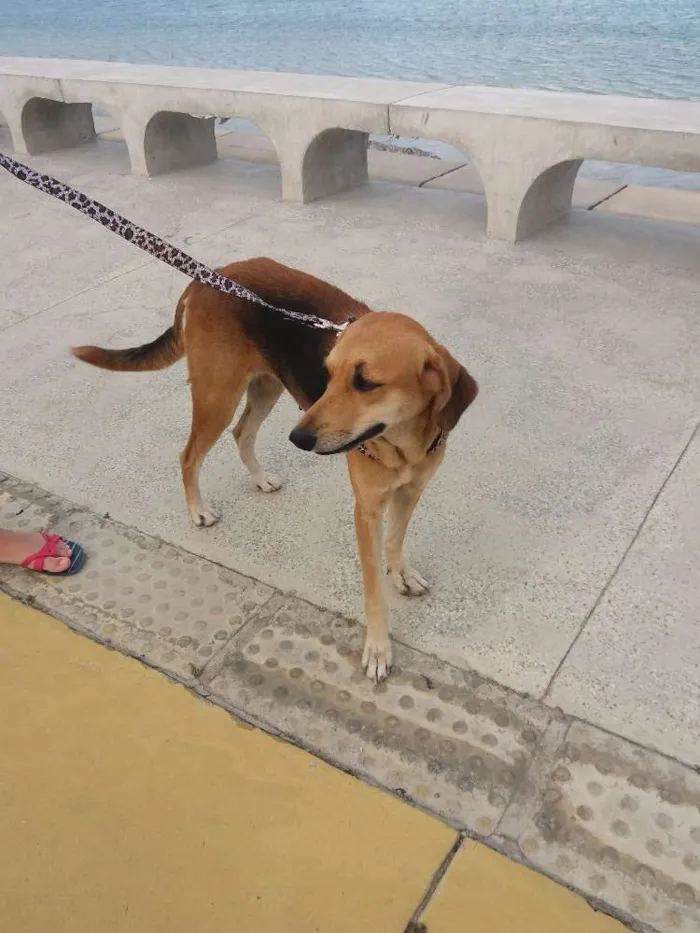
[356, 430, 447, 463]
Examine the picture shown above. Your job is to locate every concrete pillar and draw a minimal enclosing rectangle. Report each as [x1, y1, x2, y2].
[1, 109, 25, 152]
[279, 128, 369, 203]
[483, 159, 582, 242]
[13, 98, 96, 155]
[123, 111, 217, 177]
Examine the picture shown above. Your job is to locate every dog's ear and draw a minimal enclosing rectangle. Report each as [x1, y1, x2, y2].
[422, 344, 478, 432]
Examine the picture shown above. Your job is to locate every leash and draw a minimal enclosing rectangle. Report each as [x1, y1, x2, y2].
[0, 151, 348, 333]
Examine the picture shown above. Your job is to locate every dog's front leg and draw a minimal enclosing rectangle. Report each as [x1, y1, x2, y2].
[354, 499, 392, 683]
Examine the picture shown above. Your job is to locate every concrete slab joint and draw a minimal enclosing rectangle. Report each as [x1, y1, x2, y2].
[3, 56, 700, 236]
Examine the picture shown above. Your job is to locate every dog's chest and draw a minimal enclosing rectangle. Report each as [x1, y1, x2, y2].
[389, 464, 419, 490]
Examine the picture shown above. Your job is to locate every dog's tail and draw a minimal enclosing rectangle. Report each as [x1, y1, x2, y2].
[72, 296, 186, 373]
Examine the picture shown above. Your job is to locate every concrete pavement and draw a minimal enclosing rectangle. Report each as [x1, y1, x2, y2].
[1, 130, 700, 932]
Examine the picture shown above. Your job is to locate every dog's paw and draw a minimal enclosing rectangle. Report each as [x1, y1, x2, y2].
[190, 506, 220, 527]
[389, 566, 429, 597]
[362, 637, 392, 683]
[254, 473, 283, 493]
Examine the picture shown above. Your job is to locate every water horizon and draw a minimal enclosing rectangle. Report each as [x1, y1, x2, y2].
[2, 0, 700, 102]
[2, 0, 700, 189]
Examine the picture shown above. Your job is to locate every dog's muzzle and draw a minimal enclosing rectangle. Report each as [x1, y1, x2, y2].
[290, 422, 386, 455]
[289, 426, 317, 451]
[320, 423, 386, 455]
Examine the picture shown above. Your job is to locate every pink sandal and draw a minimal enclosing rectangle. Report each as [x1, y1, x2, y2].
[20, 532, 86, 576]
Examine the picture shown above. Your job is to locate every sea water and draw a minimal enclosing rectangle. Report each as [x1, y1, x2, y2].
[2, 0, 699, 187]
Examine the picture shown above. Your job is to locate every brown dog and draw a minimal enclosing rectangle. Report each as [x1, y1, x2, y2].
[73, 257, 478, 681]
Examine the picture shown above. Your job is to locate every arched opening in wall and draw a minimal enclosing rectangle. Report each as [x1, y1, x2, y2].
[301, 128, 370, 203]
[142, 110, 281, 190]
[212, 115, 282, 193]
[368, 135, 481, 187]
[518, 157, 700, 242]
[76, 103, 131, 173]
[577, 158, 700, 226]
[301, 127, 486, 209]
[142, 110, 217, 176]
[366, 132, 487, 228]
[91, 103, 120, 139]
[214, 116, 279, 168]
[15, 97, 129, 172]
[21, 97, 96, 156]
[514, 159, 584, 241]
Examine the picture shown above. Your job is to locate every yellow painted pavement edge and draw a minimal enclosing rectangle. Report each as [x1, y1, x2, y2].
[0, 593, 630, 932]
[0, 593, 455, 933]
[421, 839, 629, 932]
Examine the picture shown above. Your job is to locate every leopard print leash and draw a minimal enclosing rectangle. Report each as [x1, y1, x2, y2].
[0, 151, 348, 333]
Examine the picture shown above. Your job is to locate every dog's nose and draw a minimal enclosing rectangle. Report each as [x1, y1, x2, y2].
[289, 426, 317, 451]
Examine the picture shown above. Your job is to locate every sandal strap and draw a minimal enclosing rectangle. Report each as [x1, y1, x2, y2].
[20, 532, 66, 571]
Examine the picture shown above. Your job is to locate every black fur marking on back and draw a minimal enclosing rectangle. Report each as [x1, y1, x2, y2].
[241, 304, 336, 405]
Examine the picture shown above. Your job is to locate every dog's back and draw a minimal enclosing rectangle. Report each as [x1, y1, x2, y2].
[73, 256, 370, 408]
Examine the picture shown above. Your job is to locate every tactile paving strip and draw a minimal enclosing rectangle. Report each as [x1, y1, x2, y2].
[509, 722, 700, 933]
[0, 476, 274, 681]
[2, 472, 700, 933]
[204, 595, 554, 833]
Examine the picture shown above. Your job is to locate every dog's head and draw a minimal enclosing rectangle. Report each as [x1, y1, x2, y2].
[289, 312, 478, 455]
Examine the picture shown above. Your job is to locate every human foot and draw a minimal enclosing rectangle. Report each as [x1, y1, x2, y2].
[0, 530, 82, 574]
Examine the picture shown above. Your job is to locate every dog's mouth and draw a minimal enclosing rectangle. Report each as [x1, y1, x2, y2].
[318, 422, 386, 455]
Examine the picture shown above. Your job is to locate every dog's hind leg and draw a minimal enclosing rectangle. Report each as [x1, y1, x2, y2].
[385, 481, 430, 596]
[180, 373, 247, 527]
[232, 373, 284, 493]
[385, 451, 444, 596]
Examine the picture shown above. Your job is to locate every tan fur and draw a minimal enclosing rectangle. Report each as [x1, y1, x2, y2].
[72, 257, 478, 682]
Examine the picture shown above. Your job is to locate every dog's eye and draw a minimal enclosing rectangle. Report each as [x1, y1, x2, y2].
[352, 368, 381, 392]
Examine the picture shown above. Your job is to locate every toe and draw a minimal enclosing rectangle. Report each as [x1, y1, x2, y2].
[256, 474, 282, 493]
[362, 642, 392, 683]
[192, 508, 220, 527]
[403, 569, 430, 597]
[42, 555, 71, 573]
[54, 539, 72, 559]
